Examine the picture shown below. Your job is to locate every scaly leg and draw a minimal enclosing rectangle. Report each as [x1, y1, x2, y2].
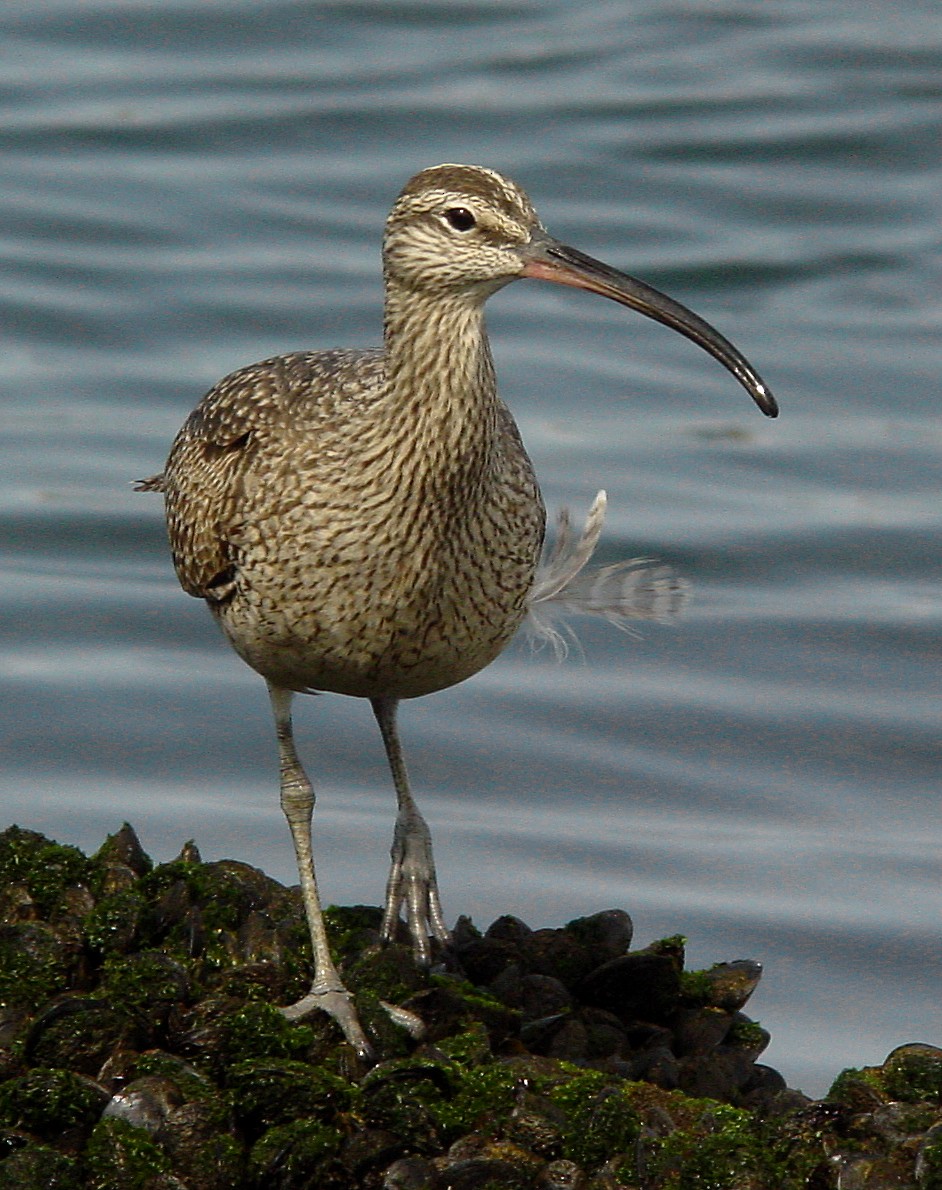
[371, 696, 451, 964]
[268, 683, 372, 1057]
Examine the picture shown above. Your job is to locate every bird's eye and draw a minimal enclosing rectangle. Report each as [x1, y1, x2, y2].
[444, 207, 476, 232]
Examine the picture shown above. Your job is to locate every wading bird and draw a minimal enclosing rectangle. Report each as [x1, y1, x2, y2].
[139, 163, 777, 1056]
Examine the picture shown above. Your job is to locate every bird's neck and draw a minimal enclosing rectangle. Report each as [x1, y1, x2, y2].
[381, 284, 502, 494]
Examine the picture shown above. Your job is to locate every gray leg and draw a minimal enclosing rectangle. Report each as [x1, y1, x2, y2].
[371, 696, 451, 963]
[268, 683, 372, 1057]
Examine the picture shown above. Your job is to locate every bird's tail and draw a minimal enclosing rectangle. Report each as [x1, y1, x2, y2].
[525, 490, 688, 658]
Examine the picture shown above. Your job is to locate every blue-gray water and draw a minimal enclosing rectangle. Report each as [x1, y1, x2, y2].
[2, 1, 939, 1098]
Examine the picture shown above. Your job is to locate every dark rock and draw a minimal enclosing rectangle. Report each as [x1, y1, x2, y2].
[524, 929, 595, 989]
[341, 1126, 405, 1183]
[156, 1098, 244, 1190]
[455, 935, 521, 985]
[0, 1007, 31, 1081]
[177, 840, 201, 864]
[382, 1155, 441, 1188]
[624, 1044, 680, 1089]
[579, 952, 682, 1023]
[451, 915, 482, 947]
[0, 1144, 82, 1189]
[102, 1075, 183, 1132]
[95, 823, 153, 878]
[534, 1015, 589, 1062]
[485, 915, 534, 944]
[624, 1021, 673, 1051]
[402, 981, 519, 1051]
[726, 1012, 771, 1060]
[701, 960, 763, 1010]
[563, 910, 633, 963]
[739, 1063, 790, 1111]
[440, 1135, 544, 1190]
[678, 1043, 757, 1101]
[490, 968, 572, 1021]
[881, 1042, 942, 1103]
[578, 1007, 629, 1061]
[0, 883, 40, 926]
[1, 824, 936, 1188]
[670, 1006, 732, 1056]
[543, 1158, 587, 1189]
[914, 1120, 942, 1187]
[23, 996, 131, 1077]
[505, 1105, 564, 1159]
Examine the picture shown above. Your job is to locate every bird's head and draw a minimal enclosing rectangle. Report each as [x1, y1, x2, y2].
[384, 163, 777, 417]
[383, 163, 544, 298]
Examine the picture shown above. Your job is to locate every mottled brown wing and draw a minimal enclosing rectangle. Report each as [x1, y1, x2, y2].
[162, 360, 273, 600]
[161, 349, 384, 601]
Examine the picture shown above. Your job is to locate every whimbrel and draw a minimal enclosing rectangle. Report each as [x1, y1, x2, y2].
[139, 164, 776, 1056]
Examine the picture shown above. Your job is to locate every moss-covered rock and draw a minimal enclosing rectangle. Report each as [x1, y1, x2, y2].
[0, 1067, 107, 1141]
[83, 1116, 172, 1188]
[0, 823, 936, 1190]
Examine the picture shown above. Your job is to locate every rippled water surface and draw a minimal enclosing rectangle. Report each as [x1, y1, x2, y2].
[2, 1, 940, 1096]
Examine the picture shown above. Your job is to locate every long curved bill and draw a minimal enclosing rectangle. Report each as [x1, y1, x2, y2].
[521, 234, 778, 418]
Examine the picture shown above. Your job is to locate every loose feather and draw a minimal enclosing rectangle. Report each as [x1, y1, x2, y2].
[526, 490, 688, 658]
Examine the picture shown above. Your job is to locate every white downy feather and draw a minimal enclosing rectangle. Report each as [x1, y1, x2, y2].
[526, 490, 689, 658]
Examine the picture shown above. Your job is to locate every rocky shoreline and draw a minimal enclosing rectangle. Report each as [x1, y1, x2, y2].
[0, 824, 939, 1188]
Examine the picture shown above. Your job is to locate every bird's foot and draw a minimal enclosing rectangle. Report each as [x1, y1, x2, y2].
[381, 808, 452, 965]
[281, 982, 428, 1059]
[281, 980, 374, 1060]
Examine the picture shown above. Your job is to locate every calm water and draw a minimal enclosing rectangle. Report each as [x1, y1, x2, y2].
[2, 0, 940, 1097]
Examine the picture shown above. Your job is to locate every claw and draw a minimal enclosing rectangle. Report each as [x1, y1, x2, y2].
[281, 983, 374, 1059]
[381, 802, 451, 963]
[378, 999, 427, 1040]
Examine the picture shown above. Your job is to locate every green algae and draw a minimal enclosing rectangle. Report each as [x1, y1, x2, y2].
[431, 1060, 519, 1137]
[0, 924, 72, 1011]
[131, 1051, 215, 1102]
[158, 1097, 245, 1189]
[0, 829, 95, 919]
[726, 1016, 768, 1051]
[830, 1044, 942, 1109]
[436, 1019, 493, 1066]
[226, 1057, 353, 1138]
[546, 1069, 642, 1169]
[99, 950, 191, 1028]
[648, 1104, 761, 1189]
[0, 823, 936, 1189]
[22, 999, 129, 1077]
[919, 1126, 942, 1190]
[0, 1067, 106, 1139]
[343, 940, 428, 1005]
[208, 1000, 317, 1067]
[0, 1145, 81, 1190]
[83, 1117, 171, 1189]
[248, 1119, 344, 1188]
[883, 1044, 942, 1104]
[322, 903, 384, 959]
[83, 888, 147, 958]
[678, 969, 714, 1005]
